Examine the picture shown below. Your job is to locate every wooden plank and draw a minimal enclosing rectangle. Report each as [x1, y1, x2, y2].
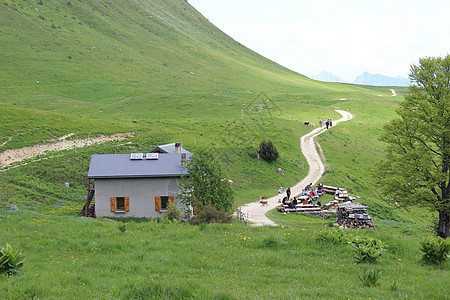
[323, 185, 338, 193]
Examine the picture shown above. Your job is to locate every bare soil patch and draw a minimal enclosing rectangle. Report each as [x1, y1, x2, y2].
[0, 132, 134, 168]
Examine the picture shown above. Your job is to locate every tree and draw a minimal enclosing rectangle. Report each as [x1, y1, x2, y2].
[178, 147, 234, 214]
[374, 55, 450, 238]
[259, 139, 279, 162]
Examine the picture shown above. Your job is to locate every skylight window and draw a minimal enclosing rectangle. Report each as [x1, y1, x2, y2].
[146, 153, 159, 160]
[130, 153, 144, 160]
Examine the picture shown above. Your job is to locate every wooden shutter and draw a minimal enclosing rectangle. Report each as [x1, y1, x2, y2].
[155, 196, 161, 211]
[110, 197, 116, 212]
[169, 196, 174, 203]
[124, 197, 130, 212]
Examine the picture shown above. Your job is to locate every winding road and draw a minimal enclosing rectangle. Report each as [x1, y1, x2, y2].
[239, 110, 353, 226]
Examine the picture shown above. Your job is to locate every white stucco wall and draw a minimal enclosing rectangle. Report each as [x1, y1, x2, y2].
[94, 177, 184, 218]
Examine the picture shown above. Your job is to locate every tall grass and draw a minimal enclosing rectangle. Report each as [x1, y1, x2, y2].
[0, 211, 448, 299]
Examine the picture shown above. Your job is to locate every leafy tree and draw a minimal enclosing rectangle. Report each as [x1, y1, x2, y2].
[259, 139, 279, 162]
[178, 147, 234, 214]
[374, 55, 450, 238]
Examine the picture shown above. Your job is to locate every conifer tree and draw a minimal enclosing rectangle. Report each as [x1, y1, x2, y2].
[259, 139, 279, 162]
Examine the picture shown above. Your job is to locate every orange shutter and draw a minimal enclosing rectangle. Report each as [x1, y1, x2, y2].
[155, 196, 161, 211]
[169, 196, 174, 203]
[110, 197, 116, 212]
[125, 197, 130, 212]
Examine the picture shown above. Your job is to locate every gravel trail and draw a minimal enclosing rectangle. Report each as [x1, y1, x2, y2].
[239, 110, 353, 226]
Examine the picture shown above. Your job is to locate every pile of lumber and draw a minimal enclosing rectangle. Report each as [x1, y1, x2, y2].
[335, 202, 375, 229]
[322, 186, 356, 209]
[322, 185, 338, 194]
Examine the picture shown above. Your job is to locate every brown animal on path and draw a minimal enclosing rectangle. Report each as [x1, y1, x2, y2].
[260, 196, 268, 206]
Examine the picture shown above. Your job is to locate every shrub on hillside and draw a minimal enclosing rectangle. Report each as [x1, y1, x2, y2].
[350, 236, 385, 264]
[314, 227, 349, 245]
[419, 236, 450, 265]
[188, 205, 231, 225]
[258, 139, 279, 162]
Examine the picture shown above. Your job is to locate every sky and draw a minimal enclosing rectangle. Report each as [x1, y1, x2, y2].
[188, 0, 450, 82]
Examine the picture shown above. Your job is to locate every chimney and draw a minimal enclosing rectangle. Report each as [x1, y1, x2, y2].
[175, 142, 182, 154]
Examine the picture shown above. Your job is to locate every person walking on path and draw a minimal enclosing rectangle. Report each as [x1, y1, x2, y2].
[325, 119, 329, 129]
[319, 119, 323, 127]
[286, 187, 291, 200]
[329, 119, 333, 127]
[277, 187, 283, 203]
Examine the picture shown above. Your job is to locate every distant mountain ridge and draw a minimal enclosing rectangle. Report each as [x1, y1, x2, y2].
[353, 72, 410, 86]
[312, 70, 410, 86]
[310, 71, 348, 83]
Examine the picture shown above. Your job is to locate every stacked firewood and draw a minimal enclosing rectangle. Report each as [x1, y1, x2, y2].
[335, 202, 375, 229]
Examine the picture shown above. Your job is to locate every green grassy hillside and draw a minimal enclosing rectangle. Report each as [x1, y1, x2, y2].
[0, 0, 396, 206]
[1, 1, 447, 298]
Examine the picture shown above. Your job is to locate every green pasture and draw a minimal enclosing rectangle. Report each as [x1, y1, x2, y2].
[0, 211, 448, 299]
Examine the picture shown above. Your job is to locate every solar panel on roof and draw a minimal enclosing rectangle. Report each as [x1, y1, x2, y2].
[145, 153, 159, 160]
[130, 153, 143, 160]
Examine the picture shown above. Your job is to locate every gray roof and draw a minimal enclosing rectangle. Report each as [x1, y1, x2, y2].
[88, 153, 191, 179]
[150, 143, 192, 154]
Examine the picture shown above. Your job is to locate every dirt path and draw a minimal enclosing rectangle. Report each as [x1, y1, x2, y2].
[239, 110, 353, 226]
[0, 132, 134, 168]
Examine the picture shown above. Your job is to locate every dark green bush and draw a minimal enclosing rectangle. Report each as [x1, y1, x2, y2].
[419, 236, 450, 265]
[349, 236, 385, 264]
[314, 227, 349, 245]
[258, 139, 279, 162]
[0, 244, 24, 276]
[188, 205, 232, 225]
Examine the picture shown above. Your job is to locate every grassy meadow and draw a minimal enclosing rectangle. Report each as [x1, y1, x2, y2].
[1, 211, 448, 299]
[0, 0, 448, 299]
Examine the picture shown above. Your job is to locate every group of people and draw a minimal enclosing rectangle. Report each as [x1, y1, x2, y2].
[277, 183, 324, 209]
[319, 119, 333, 129]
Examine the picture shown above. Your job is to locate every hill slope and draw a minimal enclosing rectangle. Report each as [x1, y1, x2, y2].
[0, 0, 420, 223]
[1, 0, 309, 102]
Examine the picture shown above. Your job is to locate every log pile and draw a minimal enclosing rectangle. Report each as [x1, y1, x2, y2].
[335, 202, 375, 229]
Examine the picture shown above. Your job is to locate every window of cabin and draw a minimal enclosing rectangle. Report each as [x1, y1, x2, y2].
[110, 197, 130, 213]
[116, 197, 125, 211]
[161, 196, 170, 210]
[155, 196, 174, 211]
